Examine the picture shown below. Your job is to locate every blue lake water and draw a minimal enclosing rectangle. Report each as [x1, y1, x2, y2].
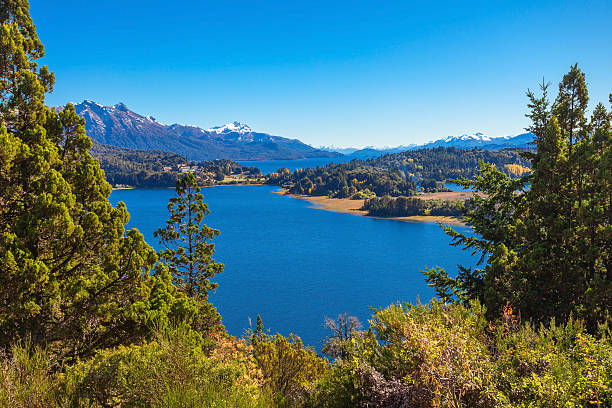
[110, 185, 477, 350]
[238, 157, 356, 174]
[444, 182, 475, 192]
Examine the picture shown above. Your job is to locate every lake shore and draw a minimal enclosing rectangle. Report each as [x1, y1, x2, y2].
[273, 189, 468, 225]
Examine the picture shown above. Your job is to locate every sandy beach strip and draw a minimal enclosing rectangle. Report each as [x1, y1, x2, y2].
[272, 189, 469, 225]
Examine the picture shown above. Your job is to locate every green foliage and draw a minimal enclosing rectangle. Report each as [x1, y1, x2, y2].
[267, 160, 417, 198]
[426, 66, 611, 329]
[363, 195, 461, 217]
[0, 327, 271, 408]
[421, 178, 449, 192]
[349, 188, 376, 200]
[266, 148, 529, 199]
[91, 142, 188, 187]
[0, 341, 68, 408]
[0, 2, 206, 361]
[368, 147, 531, 182]
[310, 301, 612, 407]
[155, 173, 224, 301]
[91, 142, 262, 188]
[3, 304, 610, 408]
[67, 326, 267, 407]
[251, 321, 329, 407]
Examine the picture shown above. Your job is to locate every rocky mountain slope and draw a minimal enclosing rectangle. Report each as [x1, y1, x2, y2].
[58, 101, 340, 161]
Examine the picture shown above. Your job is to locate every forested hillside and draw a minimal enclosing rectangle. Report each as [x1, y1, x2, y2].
[266, 147, 531, 199]
[362, 196, 462, 217]
[0, 3, 609, 407]
[91, 142, 262, 187]
[367, 146, 532, 180]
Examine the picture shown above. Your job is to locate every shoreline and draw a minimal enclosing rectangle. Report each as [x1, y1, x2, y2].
[112, 182, 265, 190]
[273, 188, 467, 225]
[204, 182, 264, 188]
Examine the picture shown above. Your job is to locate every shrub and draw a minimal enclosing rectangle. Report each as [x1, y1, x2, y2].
[0, 327, 271, 408]
[311, 300, 612, 407]
[66, 326, 269, 407]
[252, 330, 329, 407]
[0, 342, 68, 408]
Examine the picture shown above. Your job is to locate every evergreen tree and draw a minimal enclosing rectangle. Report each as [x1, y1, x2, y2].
[425, 65, 611, 329]
[0, 0, 205, 360]
[553, 63, 589, 158]
[155, 173, 224, 301]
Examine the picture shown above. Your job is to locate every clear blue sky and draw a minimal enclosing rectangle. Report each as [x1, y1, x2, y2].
[32, 0, 611, 147]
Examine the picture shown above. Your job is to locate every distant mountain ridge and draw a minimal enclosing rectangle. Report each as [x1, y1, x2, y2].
[330, 132, 535, 157]
[418, 132, 534, 150]
[57, 100, 340, 161]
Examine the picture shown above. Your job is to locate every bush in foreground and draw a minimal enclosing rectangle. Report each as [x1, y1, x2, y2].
[1, 302, 610, 407]
[308, 300, 611, 408]
[0, 326, 271, 408]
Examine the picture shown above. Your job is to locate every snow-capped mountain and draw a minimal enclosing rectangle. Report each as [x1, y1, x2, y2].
[340, 132, 534, 157]
[419, 131, 534, 150]
[440, 132, 491, 143]
[316, 145, 361, 155]
[57, 101, 340, 161]
[206, 122, 253, 135]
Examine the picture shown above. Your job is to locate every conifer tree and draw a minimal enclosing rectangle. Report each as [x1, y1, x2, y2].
[425, 65, 611, 329]
[155, 173, 224, 301]
[553, 63, 589, 157]
[0, 0, 205, 360]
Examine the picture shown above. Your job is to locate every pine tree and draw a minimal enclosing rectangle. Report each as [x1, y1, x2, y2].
[553, 63, 589, 158]
[425, 65, 611, 329]
[0, 0, 204, 360]
[155, 173, 224, 301]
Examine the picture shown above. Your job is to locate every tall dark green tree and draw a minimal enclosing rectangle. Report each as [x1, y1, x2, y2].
[425, 65, 611, 330]
[155, 173, 224, 301]
[553, 63, 589, 158]
[0, 0, 205, 360]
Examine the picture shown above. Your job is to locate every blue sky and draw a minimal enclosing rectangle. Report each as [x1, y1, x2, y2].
[33, 0, 611, 147]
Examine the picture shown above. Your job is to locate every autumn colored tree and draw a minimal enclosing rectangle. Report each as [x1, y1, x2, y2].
[155, 172, 224, 301]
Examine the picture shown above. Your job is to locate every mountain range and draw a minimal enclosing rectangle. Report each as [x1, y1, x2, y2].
[417, 132, 535, 150]
[322, 132, 535, 158]
[58, 101, 340, 161]
[60, 100, 533, 161]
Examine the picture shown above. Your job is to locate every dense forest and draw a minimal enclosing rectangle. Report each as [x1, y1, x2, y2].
[367, 146, 532, 180]
[362, 196, 462, 217]
[267, 162, 418, 198]
[266, 147, 531, 199]
[91, 142, 262, 187]
[0, 3, 610, 407]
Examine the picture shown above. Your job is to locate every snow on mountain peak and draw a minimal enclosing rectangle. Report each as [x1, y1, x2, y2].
[441, 132, 492, 143]
[80, 100, 105, 109]
[206, 121, 252, 134]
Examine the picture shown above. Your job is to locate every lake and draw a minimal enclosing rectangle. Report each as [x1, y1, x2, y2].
[110, 185, 477, 350]
[238, 156, 357, 174]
